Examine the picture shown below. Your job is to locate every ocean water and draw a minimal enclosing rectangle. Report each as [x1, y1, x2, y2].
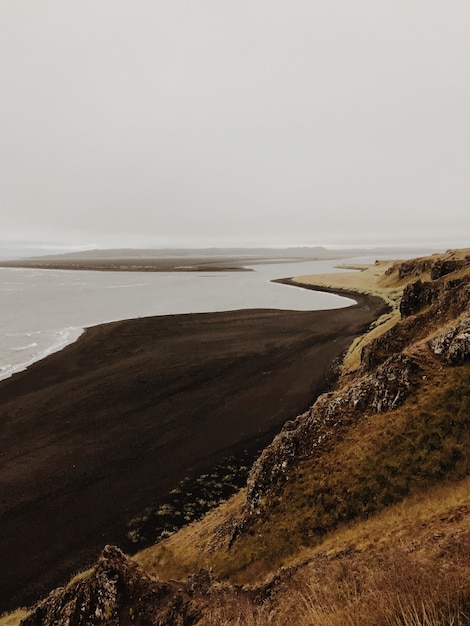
[0, 257, 374, 382]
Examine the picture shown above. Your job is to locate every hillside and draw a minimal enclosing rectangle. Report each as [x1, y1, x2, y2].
[3, 248, 469, 626]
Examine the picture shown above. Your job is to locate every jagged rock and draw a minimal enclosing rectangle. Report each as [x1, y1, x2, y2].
[20, 545, 201, 626]
[400, 280, 438, 317]
[399, 259, 470, 318]
[448, 331, 470, 364]
[243, 265, 470, 523]
[345, 353, 418, 413]
[429, 314, 470, 364]
[187, 569, 213, 595]
[390, 259, 433, 280]
[430, 258, 469, 280]
[243, 354, 419, 518]
[387, 255, 469, 283]
[362, 275, 470, 371]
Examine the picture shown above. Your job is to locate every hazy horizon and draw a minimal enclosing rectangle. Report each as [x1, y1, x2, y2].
[0, 240, 462, 255]
[1, 2, 469, 250]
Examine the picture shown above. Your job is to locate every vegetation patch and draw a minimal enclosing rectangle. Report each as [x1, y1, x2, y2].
[219, 363, 470, 582]
[0, 610, 29, 626]
[126, 450, 253, 549]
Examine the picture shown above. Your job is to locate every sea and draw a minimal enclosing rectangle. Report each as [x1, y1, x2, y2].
[0, 251, 427, 383]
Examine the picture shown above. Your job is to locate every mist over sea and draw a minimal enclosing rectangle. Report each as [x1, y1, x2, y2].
[0, 255, 394, 382]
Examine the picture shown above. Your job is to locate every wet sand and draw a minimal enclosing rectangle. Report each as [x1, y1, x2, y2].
[0, 294, 388, 611]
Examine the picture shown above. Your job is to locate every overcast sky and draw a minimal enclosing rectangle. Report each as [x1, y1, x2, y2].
[1, 1, 469, 249]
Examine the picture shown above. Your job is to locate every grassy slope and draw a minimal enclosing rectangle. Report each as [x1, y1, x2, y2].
[135, 363, 470, 586]
[4, 248, 469, 625]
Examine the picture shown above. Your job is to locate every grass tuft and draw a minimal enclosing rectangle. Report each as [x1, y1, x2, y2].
[0, 610, 29, 626]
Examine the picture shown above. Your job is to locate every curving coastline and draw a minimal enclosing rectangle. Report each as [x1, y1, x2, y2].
[0, 288, 388, 612]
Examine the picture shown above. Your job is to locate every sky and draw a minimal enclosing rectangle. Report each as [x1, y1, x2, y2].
[0, 1, 469, 250]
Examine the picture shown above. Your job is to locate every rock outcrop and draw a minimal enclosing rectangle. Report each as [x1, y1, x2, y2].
[400, 274, 469, 319]
[429, 313, 470, 365]
[20, 546, 252, 626]
[243, 353, 420, 518]
[386, 252, 470, 283]
[241, 252, 470, 523]
[430, 258, 469, 280]
[21, 546, 205, 626]
[391, 258, 433, 280]
[363, 274, 470, 371]
[399, 279, 439, 317]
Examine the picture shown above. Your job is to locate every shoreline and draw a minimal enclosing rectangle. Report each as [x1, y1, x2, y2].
[0, 288, 388, 612]
[273, 277, 376, 307]
[0, 326, 84, 383]
[0, 271, 355, 385]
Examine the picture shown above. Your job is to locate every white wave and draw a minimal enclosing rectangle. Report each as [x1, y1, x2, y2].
[10, 342, 38, 351]
[40, 327, 84, 360]
[102, 283, 147, 289]
[0, 327, 84, 382]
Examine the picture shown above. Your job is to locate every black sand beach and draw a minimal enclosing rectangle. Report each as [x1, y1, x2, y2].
[0, 294, 387, 611]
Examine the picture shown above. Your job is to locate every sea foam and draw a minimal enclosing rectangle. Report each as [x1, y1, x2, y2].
[0, 327, 83, 382]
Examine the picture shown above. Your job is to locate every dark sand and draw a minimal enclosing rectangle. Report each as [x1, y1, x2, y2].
[0, 294, 387, 611]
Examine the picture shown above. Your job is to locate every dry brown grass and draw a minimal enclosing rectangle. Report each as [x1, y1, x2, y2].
[193, 478, 470, 625]
[0, 610, 29, 626]
[293, 259, 400, 303]
[272, 551, 470, 626]
[222, 365, 469, 584]
[137, 359, 469, 593]
[135, 491, 246, 581]
[292, 260, 403, 372]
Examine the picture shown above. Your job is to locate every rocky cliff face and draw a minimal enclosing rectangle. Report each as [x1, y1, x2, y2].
[399, 275, 469, 318]
[430, 257, 469, 280]
[362, 273, 470, 370]
[394, 258, 433, 280]
[21, 546, 195, 626]
[430, 313, 470, 365]
[242, 352, 421, 520]
[386, 251, 470, 282]
[241, 253, 470, 525]
[20, 545, 237, 626]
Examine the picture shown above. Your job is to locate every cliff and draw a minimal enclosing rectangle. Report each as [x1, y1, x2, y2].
[7, 248, 470, 626]
[20, 546, 222, 626]
[239, 249, 469, 532]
